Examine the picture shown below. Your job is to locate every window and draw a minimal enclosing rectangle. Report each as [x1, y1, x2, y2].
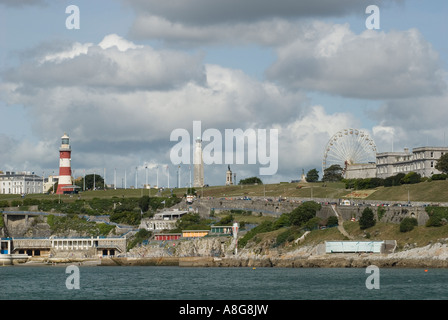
[431, 151, 434, 158]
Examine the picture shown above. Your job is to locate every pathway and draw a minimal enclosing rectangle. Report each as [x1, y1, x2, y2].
[331, 205, 354, 240]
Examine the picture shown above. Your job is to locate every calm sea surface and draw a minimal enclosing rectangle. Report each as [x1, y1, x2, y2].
[1, 266, 447, 300]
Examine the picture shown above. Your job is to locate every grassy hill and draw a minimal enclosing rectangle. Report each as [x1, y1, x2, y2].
[364, 180, 448, 203]
[2, 180, 448, 251]
[1, 179, 448, 203]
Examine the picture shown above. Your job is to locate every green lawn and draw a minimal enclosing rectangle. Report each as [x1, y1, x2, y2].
[1, 179, 448, 204]
[365, 180, 448, 203]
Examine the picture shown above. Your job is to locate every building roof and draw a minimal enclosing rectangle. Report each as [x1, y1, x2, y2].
[0, 172, 43, 180]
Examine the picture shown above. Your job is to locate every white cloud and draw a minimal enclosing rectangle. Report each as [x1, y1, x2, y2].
[266, 22, 446, 99]
[98, 34, 143, 51]
[0, 35, 312, 184]
[278, 105, 358, 174]
[371, 94, 448, 149]
[39, 42, 93, 64]
[0, 134, 55, 172]
[2, 3, 446, 186]
[5, 34, 206, 92]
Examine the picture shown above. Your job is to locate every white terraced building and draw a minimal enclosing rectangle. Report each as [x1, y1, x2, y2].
[345, 146, 448, 179]
[0, 171, 44, 194]
[376, 147, 448, 179]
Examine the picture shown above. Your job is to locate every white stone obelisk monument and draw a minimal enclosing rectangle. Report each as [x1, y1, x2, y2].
[193, 137, 204, 188]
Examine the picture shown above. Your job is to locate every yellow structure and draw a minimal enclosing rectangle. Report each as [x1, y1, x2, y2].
[182, 230, 209, 238]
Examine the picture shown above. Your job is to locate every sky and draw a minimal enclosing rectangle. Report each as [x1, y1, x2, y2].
[0, 0, 447, 188]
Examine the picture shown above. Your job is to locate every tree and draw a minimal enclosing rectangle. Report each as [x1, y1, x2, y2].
[384, 173, 405, 187]
[435, 153, 448, 174]
[327, 216, 339, 226]
[401, 171, 421, 184]
[239, 177, 263, 185]
[306, 169, 319, 182]
[138, 195, 150, 212]
[359, 207, 376, 229]
[75, 174, 105, 190]
[289, 201, 321, 226]
[322, 164, 343, 182]
[399, 217, 418, 232]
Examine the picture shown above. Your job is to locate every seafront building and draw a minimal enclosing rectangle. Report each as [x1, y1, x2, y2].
[0, 236, 126, 258]
[0, 171, 44, 195]
[139, 209, 188, 231]
[346, 146, 448, 179]
[376, 146, 448, 179]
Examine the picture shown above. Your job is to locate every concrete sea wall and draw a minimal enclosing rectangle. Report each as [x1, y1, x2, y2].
[189, 198, 430, 225]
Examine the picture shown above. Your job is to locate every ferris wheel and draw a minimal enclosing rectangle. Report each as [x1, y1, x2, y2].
[322, 128, 377, 174]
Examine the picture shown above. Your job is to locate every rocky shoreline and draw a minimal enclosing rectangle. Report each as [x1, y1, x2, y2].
[11, 237, 448, 269]
[99, 238, 448, 268]
[97, 255, 448, 268]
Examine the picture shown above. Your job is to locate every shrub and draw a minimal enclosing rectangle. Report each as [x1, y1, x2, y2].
[238, 221, 273, 248]
[0, 200, 9, 208]
[384, 173, 406, 187]
[431, 174, 447, 181]
[217, 214, 234, 225]
[23, 198, 41, 206]
[377, 206, 386, 221]
[400, 217, 418, 232]
[46, 214, 55, 227]
[273, 213, 291, 229]
[110, 211, 141, 226]
[11, 200, 22, 207]
[97, 223, 116, 236]
[303, 217, 321, 230]
[426, 215, 443, 227]
[239, 177, 263, 185]
[275, 227, 301, 246]
[127, 229, 152, 250]
[425, 206, 448, 227]
[401, 171, 421, 184]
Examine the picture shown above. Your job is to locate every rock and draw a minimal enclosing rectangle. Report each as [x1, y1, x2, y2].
[124, 234, 448, 268]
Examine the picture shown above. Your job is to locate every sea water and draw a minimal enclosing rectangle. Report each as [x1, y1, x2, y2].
[0, 266, 447, 300]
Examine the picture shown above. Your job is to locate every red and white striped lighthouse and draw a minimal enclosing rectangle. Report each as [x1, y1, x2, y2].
[56, 133, 73, 194]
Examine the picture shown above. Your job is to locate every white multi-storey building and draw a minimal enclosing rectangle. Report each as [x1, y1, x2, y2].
[0, 171, 44, 194]
[376, 147, 448, 178]
[344, 146, 448, 179]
